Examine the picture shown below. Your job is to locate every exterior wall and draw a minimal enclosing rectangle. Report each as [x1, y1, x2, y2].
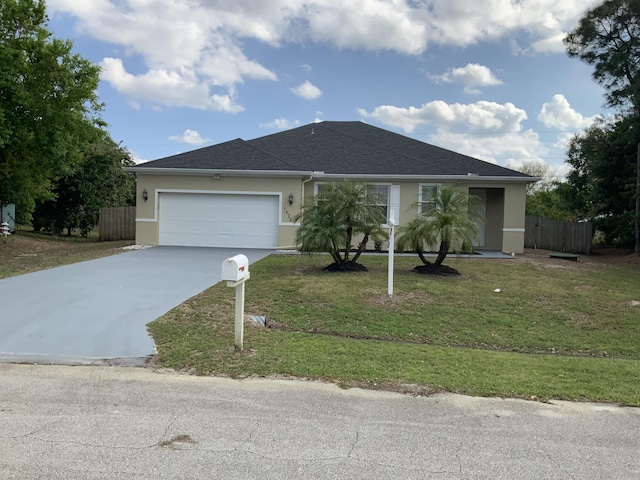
[501, 183, 527, 254]
[135, 174, 528, 253]
[135, 174, 303, 246]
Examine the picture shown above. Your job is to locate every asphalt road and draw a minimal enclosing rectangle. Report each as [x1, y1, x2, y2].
[0, 246, 270, 364]
[1, 364, 638, 479]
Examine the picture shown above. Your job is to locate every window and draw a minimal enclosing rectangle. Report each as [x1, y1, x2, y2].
[366, 185, 389, 221]
[314, 182, 390, 223]
[418, 184, 440, 217]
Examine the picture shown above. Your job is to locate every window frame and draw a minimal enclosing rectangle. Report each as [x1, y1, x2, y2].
[418, 184, 441, 218]
[314, 182, 391, 225]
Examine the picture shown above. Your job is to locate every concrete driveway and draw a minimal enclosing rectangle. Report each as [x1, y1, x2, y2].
[0, 246, 271, 364]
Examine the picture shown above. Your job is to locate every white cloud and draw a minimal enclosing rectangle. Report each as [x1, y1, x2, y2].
[359, 99, 549, 166]
[430, 63, 503, 94]
[537, 94, 598, 131]
[432, 131, 548, 165]
[359, 100, 527, 134]
[422, 0, 602, 52]
[305, 0, 428, 54]
[99, 58, 245, 112]
[531, 33, 567, 53]
[538, 94, 600, 152]
[291, 80, 322, 100]
[169, 129, 210, 145]
[259, 118, 301, 129]
[129, 151, 149, 165]
[48, 0, 603, 112]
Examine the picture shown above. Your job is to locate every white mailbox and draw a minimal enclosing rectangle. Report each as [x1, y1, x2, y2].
[221, 254, 249, 282]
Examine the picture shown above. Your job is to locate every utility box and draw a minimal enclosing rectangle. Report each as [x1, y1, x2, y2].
[221, 254, 249, 282]
[1, 204, 15, 232]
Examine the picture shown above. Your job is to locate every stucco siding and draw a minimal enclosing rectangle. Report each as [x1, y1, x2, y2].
[136, 174, 304, 246]
[502, 184, 527, 254]
[134, 174, 528, 253]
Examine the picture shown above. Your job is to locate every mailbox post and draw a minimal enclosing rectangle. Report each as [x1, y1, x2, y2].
[221, 254, 250, 351]
[388, 213, 395, 297]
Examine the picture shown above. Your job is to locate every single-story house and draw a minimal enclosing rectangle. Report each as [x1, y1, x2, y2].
[125, 121, 537, 253]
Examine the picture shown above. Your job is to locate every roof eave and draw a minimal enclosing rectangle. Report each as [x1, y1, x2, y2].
[123, 167, 316, 177]
[123, 167, 539, 183]
[314, 173, 540, 183]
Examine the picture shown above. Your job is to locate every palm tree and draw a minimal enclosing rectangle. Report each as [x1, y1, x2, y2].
[396, 186, 483, 268]
[295, 181, 387, 271]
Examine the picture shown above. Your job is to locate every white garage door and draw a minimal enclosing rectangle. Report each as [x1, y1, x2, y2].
[159, 193, 279, 248]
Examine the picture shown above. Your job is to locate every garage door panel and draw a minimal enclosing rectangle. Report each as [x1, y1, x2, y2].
[159, 193, 279, 248]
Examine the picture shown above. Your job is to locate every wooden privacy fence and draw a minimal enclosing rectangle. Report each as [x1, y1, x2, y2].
[99, 206, 136, 241]
[525, 215, 592, 254]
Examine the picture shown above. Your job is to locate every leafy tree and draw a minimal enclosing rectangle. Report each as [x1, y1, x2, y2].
[566, 0, 640, 249]
[564, 116, 639, 244]
[33, 131, 135, 236]
[0, 0, 102, 222]
[512, 161, 575, 220]
[565, 0, 640, 112]
[294, 181, 387, 271]
[525, 185, 575, 221]
[396, 187, 482, 269]
[515, 160, 558, 195]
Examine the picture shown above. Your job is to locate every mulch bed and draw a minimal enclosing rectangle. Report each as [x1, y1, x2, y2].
[325, 261, 368, 272]
[412, 263, 460, 276]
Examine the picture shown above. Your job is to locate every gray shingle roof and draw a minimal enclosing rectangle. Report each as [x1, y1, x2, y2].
[135, 121, 530, 178]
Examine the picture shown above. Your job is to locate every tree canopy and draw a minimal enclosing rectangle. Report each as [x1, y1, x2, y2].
[32, 129, 136, 236]
[294, 181, 387, 271]
[565, 0, 640, 112]
[565, 0, 640, 249]
[0, 0, 103, 221]
[396, 186, 482, 271]
[564, 116, 639, 244]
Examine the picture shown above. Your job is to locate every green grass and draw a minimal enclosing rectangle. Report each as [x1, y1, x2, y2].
[148, 254, 640, 406]
[0, 228, 133, 279]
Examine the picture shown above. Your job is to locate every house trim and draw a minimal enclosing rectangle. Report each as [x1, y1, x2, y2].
[125, 167, 539, 184]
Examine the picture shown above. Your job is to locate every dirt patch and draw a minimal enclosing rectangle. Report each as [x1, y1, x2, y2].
[158, 434, 197, 449]
[516, 247, 640, 271]
[0, 234, 62, 258]
[345, 379, 439, 397]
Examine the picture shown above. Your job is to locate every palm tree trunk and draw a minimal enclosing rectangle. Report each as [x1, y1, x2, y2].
[417, 249, 429, 265]
[344, 224, 352, 262]
[352, 234, 369, 263]
[435, 242, 448, 266]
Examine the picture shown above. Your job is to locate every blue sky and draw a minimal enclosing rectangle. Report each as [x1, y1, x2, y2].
[47, 0, 609, 178]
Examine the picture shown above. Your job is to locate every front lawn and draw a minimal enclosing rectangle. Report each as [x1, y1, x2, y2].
[148, 252, 640, 405]
[0, 229, 133, 279]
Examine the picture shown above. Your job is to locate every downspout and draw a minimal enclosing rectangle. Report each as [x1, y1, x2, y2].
[301, 174, 314, 207]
